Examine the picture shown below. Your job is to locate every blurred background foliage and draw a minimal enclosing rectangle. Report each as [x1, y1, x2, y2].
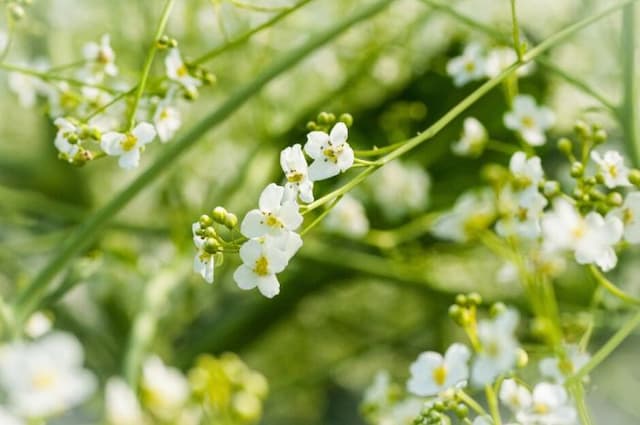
[1, 0, 640, 423]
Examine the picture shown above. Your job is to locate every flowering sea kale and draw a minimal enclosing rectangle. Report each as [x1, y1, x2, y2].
[504, 95, 555, 146]
[304, 122, 354, 180]
[101, 122, 157, 169]
[452, 117, 488, 157]
[407, 343, 471, 397]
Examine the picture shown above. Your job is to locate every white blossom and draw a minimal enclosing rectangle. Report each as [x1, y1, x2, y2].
[233, 237, 289, 298]
[106, 377, 145, 425]
[154, 103, 181, 143]
[324, 194, 369, 238]
[539, 345, 590, 384]
[192, 222, 214, 284]
[369, 160, 431, 220]
[165, 49, 201, 93]
[8, 69, 47, 108]
[471, 309, 520, 386]
[101, 122, 156, 169]
[485, 47, 534, 78]
[509, 151, 544, 193]
[142, 356, 189, 420]
[53, 118, 81, 159]
[0, 407, 23, 425]
[446, 43, 486, 86]
[83, 34, 118, 77]
[609, 192, 640, 243]
[241, 183, 303, 238]
[452, 117, 488, 157]
[541, 199, 622, 271]
[280, 144, 314, 203]
[304, 122, 354, 181]
[431, 188, 495, 242]
[407, 343, 470, 397]
[499, 378, 532, 413]
[504, 95, 555, 146]
[591, 150, 631, 188]
[24, 312, 53, 339]
[495, 187, 547, 239]
[0, 332, 96, 418]
[516, 382, 577, 425]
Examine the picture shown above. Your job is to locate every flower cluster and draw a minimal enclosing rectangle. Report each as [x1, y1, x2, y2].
[191, 113, 356, 297]
[5, 34, 214, 168]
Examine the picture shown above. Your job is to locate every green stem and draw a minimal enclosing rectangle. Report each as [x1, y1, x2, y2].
[457, 390, 489, 416]
[0, 62, 118, 93]
[12, 0, 395, 323]
[126, 0, 176, 130]
[568, 382, 594, 425]
[568, 309, 640, 383]
[485, 385, 503, 425]
[300, 195, 342, 235]
[192, 0, 314, 65]
[621, 2, 640, 166]
[510, 0, 522, 60]
[588, 265, 640, 306]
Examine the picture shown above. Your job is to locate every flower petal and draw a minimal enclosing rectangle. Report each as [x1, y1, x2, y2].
[240, 210, 269, 238]
[329, 122, 348, 146]
[258, 183, 284, 212]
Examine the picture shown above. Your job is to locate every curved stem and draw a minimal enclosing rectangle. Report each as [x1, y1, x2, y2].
[588, 265, 640, 306]
[126, 0, 176, 130]
[12, 0, 395, 323]
[621, 2, 640, 165]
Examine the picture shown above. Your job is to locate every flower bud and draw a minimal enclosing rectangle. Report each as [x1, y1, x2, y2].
[204, 226, 217, 238]
[543, 180, 560, 197]
[593, 129, 607, 144]
[339, 113, 354, 127]
[306, 121, 317, 131]
[629, 169, 640, 186]
[204, 237, 221, 253]
[317, 112, 332, 124]
[203, 71, 217, 85]
[570, 162, 584, 178]
[516, 348, 529, 368]
[453, 403, 468, 418]
[8, 3, 25, 20]
[557, 137, 573, 156]
[212, 206, 228, 223]
[199, 214, 213, 228]
[455, 294, 467, 306]
[574, 120, 591, 139]
[224, 212, 238, 229]
[606, 192, 623, 207]
[489, 302, 506, 317]
[467, 292, 482, 306]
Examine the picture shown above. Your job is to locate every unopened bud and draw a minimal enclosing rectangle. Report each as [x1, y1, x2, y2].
[339, 113, 353, 127]
[570, 162, 584, 178]
[212, 206, 227, 223]
[224, 212, 238, 229]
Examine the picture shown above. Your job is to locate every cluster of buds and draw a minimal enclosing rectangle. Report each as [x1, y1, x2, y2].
[192, 206, 238, 283]
[306, 111, 353, 133]
[412, 395, 471, 425]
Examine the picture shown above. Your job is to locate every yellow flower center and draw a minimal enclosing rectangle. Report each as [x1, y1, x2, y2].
[264, 213, 282, 228]
[323, 146, 341, 164]
[571, 222, 586, 239]
[464, 61, 476, 72]
[287, 171, 304, 183]
[623, 207, 634, 224]
[121, 133, 138, 151]
[33, 370, 57, 390]
[608, 164, 618, 178]
[521, 116, 535, 129]
[177, 64, 188, 77]
[159, 108, 170, 120]
[432, 364, 448, 386]
[533, 402, 550, 414]
[254, 256, 269, 276]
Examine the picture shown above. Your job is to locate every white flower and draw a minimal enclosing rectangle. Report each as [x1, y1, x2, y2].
[240, 183, 303, 238]
[369, 161, 431, 220]
[142, 356, 189, 420]
[83, 34, 118, 77]
[379, 398, 423, 425]
[53, 117, 81, 159]
[539, 345, 590, 384]
[541, 199, 622, 271]
[233, 238, 289, 298]
[324, 194, 369, 238]
[471, 309, 520, 386]
[100, 122, 156, 169]
[447, 43, 486, 86]
[516, 382, 577, 425]
[280, 144, 314, 203]
[504, 95, 555, 146]
[499, 379, 532, 413]
[304, 122, 354, 181]
[8, 71, 47, 108]
[510, 151, 544, 193]
[0, 332, 96, 418]
[165, 49, 201, 93]
[431, 188, 495, 242]
[473, 416, 494, 425]
[407, 343, 470, 397]
[154, 103, 181, 143]
[192, 222, 215, 284]
[106, 377, 145, 425]
[485, 47, 534, 78]
[0, 407, 23, 425]
[495, 187, 547, 239]
[591, 150, 631, 188]
[24, 312, 52, 339]
[362, 371, 392, 409]
[452, 117, 488, 157]
[609, 192, 640, 243]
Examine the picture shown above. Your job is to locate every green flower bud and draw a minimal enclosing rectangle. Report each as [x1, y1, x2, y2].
[199, 214, 213, 228]
[557, 137, 573, 155]
[203, 71, 217, 85]
[543, 181, 560, 197]
[629, 169, 640, 186]
[607, 192, 623, 207]
[516, 348, 529, 368]
[570, 162, 584, 178]
[8, 3, 25, 20]
[593, 129, 607, 144]
[306, 121, 317, 131]
[204, 237, 221, 253]
[317, 112, 332, 124]
[467, 292, 482, 306]
[454, 403, 468, 418]
[489, 302, 506, 318]
[204, 226, 217, 238]
[339, 113, 354, 127]
[574, 120, 591, 139]
[156, 35, 170, 48]
[224, 212, 238, 229]
[212, 206, 227, 223]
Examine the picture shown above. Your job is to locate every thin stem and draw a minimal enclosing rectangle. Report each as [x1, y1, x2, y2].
[12, 0, 395, 323]
[192, 0, 314, 65]
[568, 309, 640, 384]
[509, 0, 523, 60]
[621, 2, 639, 166]
[485, 385, 503, 425]
[568, 382, 594, 425]
[300, 195, 342, 235]
[126, 0, 176, 130]
[457, 390, 489, 416]
[588, 265, 640, 306]
[0, 62, 118, 93]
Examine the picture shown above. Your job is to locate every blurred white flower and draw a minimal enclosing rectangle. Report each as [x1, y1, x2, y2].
[304, 122, 354, 181]
[369, 161, 431, 220]
[407, 343, 470, 397]
[269, 230, 303, 262]
[53, 117, 81, 159]
[609, 192, 640, 243]
[447, 43, 486, 86]
[472, 309, 519, 386]
[153, 103, 181, 143]
[106, 377, 145, 425]
[516, 382, 577, 425]
[240, 183, 303, 238]
[192, 222, 215, 284]
[142, 356, 189, 420]
[485, 47, 534, 78]
[233, 237, 288, 298]
[499, 378, 532, 413]
[539, 345, 590, 384]
[0, 407, 23, 425]
[541, 199, 622, 271]
[8, 71, 46, 108]
[379, 398, 423, 425]
[452, 117, 488, 157]
[591, 150, 631, 188]
[24, 312, 53, 339]
[362, 371, 392, 409]
[281, 144, 314, 203]
[504, 95, 555, 146]
[431, 188, 495, 242]
[509, 151, 544, 194]
[473, 416, 494, 425]
[83, 34, 118, 77]
[101, 122, 156, 169]
[165, 49, 201, 94]
[324, 194, 369, 238]
[0, 332, 96, 418]
[495, 187, 547, 239]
